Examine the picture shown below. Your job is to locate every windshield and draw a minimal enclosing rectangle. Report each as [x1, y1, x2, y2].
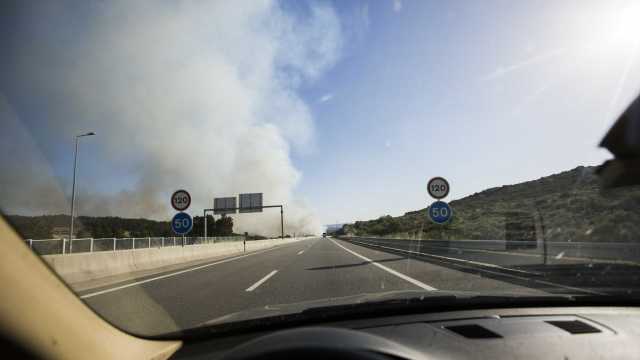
[2, 0, 640, 337]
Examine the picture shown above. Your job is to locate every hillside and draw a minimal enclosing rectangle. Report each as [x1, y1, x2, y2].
[342, 166, 640, 242]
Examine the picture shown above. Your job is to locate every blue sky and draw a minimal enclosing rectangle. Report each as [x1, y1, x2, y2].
[293, 0, 640, 224]
[2, 0, 640, 233]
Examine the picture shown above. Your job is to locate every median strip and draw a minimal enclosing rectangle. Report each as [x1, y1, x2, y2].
[330, 238, 437, 291]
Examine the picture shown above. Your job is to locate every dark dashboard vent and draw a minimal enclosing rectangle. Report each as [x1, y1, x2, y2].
[444, 324, 502, 339]
[546, 320, 601, 334]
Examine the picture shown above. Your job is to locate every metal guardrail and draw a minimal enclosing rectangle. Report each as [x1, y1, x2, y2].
[25, 236, 243, 255]
[340, 236, 640, 264]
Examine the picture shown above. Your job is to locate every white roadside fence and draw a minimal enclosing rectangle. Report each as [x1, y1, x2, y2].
[26, 236, 243, 255]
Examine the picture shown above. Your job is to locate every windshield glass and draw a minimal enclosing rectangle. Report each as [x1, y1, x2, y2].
[2, 0, 640, 337]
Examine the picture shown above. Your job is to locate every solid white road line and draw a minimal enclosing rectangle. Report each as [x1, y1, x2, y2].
[330, 238, 437, 291]
[246, 270, 278, 292]
[297, 250, 304, 255]
[80, 246, 282, 299]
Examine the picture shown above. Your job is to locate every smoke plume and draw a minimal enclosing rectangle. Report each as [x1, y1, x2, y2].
[0, 1, 342, 235]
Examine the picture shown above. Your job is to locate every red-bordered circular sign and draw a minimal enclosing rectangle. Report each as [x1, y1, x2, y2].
[171, 189, 191, 211]
[427, 177, 450, 199]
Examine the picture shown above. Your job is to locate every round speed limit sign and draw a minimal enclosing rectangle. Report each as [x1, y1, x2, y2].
[427, 177, 450, 199]
[171, 189, 191, 211]
[171, 212, 193, 235]
[428, 201, 453, 224]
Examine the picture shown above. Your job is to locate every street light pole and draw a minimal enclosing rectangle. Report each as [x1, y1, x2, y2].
[280, 205, 284, 240]
[67, 132, 95, 254]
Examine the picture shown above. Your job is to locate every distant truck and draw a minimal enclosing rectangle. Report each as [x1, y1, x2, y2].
[322, 233, 327, 238]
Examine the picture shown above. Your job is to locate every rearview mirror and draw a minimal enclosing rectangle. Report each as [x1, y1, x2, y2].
[597, 93, 640, 188]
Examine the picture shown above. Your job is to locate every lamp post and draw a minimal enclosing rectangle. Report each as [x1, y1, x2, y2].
[67, 131, 95, 254]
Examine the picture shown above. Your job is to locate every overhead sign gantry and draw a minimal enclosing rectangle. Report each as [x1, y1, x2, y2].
[204, 193, 284, 240]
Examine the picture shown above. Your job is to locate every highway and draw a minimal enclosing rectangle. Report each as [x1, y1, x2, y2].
[77, 237, 635, 336]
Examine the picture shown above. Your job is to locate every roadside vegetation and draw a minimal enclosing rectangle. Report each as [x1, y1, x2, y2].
[342, 166, 640, 242]
[6, 214, 235, 239]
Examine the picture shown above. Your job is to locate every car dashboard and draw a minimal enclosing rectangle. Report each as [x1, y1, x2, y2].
[172, 306, 640, 359]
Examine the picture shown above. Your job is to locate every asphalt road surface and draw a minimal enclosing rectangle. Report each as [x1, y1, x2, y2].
[77, 237, 633, 336]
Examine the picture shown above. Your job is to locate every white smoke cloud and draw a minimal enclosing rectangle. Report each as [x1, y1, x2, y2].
[0, 1, 343, 235]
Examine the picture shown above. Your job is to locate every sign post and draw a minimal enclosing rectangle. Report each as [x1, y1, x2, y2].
[203, 209, 214, 241]
[170, 189, 192, 244]
[426, 177, 453, 225]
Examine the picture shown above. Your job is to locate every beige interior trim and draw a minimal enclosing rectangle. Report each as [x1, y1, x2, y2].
[0, 217, 182, 360]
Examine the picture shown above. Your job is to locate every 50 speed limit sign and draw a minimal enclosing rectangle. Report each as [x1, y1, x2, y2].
[171, 189, 191, 211]
[428, 201, 453, 224]
[427, 177, 450, 199]
[171, 212, 193, 235]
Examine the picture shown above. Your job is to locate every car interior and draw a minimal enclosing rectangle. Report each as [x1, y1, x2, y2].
[3, 2, 640, 359]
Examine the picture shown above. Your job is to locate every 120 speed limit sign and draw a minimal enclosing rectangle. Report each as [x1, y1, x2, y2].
[171, 189, 191, 211]
[427, 177, 450, 199]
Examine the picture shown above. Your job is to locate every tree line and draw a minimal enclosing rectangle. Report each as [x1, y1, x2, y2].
[6, 214, 235, 239]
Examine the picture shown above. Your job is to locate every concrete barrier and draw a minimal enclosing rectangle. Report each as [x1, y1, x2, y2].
[43, 237, 312, 284]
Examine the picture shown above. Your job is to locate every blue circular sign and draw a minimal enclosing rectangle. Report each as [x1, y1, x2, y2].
[171, 212, 193, 235]
[428, 201, 453, 224]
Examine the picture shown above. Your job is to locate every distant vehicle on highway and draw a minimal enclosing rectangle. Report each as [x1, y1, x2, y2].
[322, 232, 327, 238]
